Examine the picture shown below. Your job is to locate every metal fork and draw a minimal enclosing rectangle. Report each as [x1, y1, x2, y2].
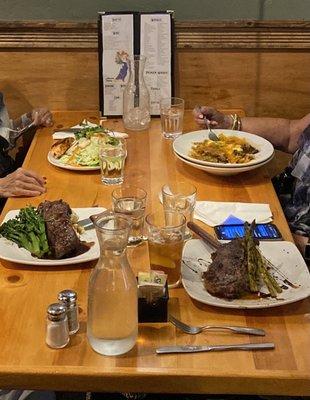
[195, 105, 219, 141]
[6, 121, 36, 135]
[204, 117, 219, 141]
[169, 315, 265, 336]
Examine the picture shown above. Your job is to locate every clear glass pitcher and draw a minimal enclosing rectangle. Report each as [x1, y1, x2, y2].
[123, 55, 151, 131]
[87, 210, 138, 356]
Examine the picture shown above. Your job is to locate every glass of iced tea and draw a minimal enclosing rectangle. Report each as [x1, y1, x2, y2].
[112, 185, 147, 246]
[99, 139, 127, 185]
[145, 211, 186, 288]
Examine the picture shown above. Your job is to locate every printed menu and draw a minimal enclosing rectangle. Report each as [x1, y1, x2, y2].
[98, 11, 174, 116]
[140, 14, 172, 115]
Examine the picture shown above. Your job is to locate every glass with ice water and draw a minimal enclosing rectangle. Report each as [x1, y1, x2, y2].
[99, 139, 126, 185]
[160, 97, 185, 139]
[112, 185, 147, 246]
[162, 182, 197, 240]
[145, 211, 186, 288]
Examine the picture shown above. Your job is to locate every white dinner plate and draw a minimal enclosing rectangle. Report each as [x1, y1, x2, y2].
[174, 150, 274, 176]
[47, 152, 100, 171]
[0, 207, 105, 266]
[173, 129, 274, 168]
[181, 239, 310, 309]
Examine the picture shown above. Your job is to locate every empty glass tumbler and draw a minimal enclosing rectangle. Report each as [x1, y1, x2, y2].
[123, 55, 151, 131]
[87, 211, 138, 356]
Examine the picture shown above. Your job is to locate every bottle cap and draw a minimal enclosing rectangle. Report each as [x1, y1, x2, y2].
[58, 289, 77, 304]
[47, 303, 67, 322]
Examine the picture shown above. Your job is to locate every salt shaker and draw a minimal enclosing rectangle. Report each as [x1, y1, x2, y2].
[46, 303, 70, 349]
[58, 289, 79, 334]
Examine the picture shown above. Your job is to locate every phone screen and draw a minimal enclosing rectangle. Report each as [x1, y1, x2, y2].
[214, 223, 282, 240]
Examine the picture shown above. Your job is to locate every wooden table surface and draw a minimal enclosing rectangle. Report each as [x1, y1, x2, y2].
[0, 111, 309, 396]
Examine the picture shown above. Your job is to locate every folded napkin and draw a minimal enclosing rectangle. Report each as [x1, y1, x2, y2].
[194, 201, 273, 227]
[52, 120, 128, 140]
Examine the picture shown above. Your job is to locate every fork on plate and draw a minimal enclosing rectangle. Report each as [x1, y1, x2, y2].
[169, 315, 266, 336]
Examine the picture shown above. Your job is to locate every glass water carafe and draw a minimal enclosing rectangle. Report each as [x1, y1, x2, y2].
[123, 55, 151, 131]
[87, 210, 138, 356]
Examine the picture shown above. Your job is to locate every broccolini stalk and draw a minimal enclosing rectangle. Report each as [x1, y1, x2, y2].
[0, 205, 50, 258]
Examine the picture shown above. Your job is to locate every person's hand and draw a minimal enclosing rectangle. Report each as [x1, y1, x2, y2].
[0, 168, 46, 198]
[30, 108, 53, 127]
[193, 106, 233, 129]
[293, 233, 308, 258]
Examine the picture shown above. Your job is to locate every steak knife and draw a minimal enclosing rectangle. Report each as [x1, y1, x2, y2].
[156, 342, 275, 354]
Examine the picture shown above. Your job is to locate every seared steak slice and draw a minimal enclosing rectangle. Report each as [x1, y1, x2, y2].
[38, 200, 80, 259]
[203, 238, 249, 299]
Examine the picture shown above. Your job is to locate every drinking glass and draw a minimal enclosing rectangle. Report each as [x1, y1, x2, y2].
[145, 211, 186, 288]
[112, 185, 147, 246]
[161, 182, 197, 240]
[160, 97, 185, 139]
[99, 139, 126, 185]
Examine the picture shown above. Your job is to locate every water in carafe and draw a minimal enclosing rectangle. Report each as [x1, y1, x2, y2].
[87, 211, 138, 356]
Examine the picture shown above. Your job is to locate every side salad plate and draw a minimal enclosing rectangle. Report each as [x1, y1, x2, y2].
[0, 207, 104, 266]
[48, 121, 127, 171]
[47, 152, 100, 171]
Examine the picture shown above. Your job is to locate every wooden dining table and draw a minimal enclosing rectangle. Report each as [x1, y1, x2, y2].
[0, 110, 309, 396]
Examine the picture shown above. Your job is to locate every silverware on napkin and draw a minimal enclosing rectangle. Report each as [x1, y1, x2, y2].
[156, 342, 275, 354]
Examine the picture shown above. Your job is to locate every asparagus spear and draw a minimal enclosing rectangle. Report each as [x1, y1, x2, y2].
[244, 221, 282, 297]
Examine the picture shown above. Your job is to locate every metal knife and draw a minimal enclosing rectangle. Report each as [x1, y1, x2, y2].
[156, 342, 275, 354]
[78, 217, 93, 230]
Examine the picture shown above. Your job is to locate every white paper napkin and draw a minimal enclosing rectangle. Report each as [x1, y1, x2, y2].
[194, 201, 273, 227]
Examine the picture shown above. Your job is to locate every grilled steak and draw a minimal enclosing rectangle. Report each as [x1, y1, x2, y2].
[203, 238, 249, 299]
[38, 200, 80, 259]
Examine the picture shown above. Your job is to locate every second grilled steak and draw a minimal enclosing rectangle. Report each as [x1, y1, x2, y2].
[38, 200, 80, 259]
[202, 238, 249, 299]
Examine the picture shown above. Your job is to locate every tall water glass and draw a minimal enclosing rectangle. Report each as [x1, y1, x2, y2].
[112, 185, 147, 246]
[87, 211, 137, 356]
[162, 182, 197, 239]
[99, 139, 126, 185]
[160, 97, 185, 139]
[145, 211, 186, 288]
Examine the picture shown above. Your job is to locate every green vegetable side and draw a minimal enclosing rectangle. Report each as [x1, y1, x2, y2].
[0, 206, 50, 258]
[244, 222, 282, 298]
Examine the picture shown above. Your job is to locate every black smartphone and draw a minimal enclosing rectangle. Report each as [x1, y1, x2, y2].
[214, 223, 282, 241]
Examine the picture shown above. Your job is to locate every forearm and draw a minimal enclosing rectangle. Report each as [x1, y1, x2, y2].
[12, 112, 32, 130]
[240, 113, 310, 154]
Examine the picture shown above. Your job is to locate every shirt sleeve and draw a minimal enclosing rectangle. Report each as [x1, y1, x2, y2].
[0, 97, 14, 147]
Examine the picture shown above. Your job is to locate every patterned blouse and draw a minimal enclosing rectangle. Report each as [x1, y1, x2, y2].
[279, 125, 310, 237]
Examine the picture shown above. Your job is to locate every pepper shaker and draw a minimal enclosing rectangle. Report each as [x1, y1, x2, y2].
[58, 289, 79, 334]
[46, 303, 70, 349]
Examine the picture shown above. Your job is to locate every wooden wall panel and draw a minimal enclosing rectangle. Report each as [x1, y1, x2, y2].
[0, 51, 99, 119]
[0, 21, 309, 121]
[1, 49, 309, 121]
[178, 50, 310, 119]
